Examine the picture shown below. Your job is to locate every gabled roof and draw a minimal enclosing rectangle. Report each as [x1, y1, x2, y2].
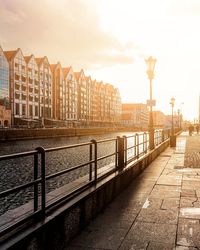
[35, 57, 43, 65]
[50, 64, 56, 73]
[62, 67, 71, 78]
[4, 49, 18, 60]
[24, 55, 32, 63]
[35, 56, 50, 67]
[74, 71, 81, 81]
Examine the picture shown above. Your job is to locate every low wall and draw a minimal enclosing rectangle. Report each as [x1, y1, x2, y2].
[1, 139, 169, 250]
[0, 127, 142, 141]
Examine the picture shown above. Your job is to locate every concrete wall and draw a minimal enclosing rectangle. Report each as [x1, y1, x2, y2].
[1, 140, 169, 250]
[0, 127, 143, 141]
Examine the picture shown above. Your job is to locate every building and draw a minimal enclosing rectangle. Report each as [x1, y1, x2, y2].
[74, 69, 89, 126]
[122, 103, 148, 129]
[62, 67, 78, 125]
[35, 56, 53, 126]
[4, 48, 28, 126]
[152, 111, 165, 128]
[0, 46, 10, 127]
[24, 55, 40, 126]
[51, 62, 64, 121]
[2, 46, 122, 128]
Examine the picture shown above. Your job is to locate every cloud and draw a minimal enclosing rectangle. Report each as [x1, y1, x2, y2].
[0, 0, 135, 69]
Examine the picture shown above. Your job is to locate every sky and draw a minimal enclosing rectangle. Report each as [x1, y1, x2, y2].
[0, 0, 200, 121]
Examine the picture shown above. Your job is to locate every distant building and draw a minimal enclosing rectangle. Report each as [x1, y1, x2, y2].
[75, 70, 89, 126]
[35, 56, 53, 126]
[0, 46, 10, 127]
[152, 111, 165, 128]
[4, 48, 28, 126]
[63, 67, 78, 124]
[1, 46, 121, 128]
[122, 103, 148, 129]
[24, 55, 40, 124]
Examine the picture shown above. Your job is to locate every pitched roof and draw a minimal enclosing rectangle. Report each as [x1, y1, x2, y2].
[24, 55, 32, 63]
[74, 72, 81, 81]
[35, 57, 43, 65]
[4, 50, 18, 60]
[50, 64, 56, 72]
[62, 67, 71, 78]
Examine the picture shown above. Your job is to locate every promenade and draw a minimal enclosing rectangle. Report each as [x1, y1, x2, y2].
[68, 132, 200, 249]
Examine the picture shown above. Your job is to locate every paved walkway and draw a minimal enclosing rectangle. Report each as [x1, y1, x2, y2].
[68, 132, 200, 250]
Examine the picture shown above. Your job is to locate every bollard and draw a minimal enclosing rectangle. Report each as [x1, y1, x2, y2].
[117, 136, 125, 170]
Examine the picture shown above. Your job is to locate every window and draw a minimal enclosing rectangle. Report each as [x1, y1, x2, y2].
[29, 105, 32, 116]
[22, 104, 26, 115]
[35, 106, 38, 116]
[16, 103, 19, 115]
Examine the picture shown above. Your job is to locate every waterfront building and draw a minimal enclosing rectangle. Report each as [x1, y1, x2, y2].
[51, 62, 64, 121]
[74, 69, 89, 126]
[4, 48, 28, 126]
[112, 87, 121, 125]
[152, 111, 165, 128]
[85, 76, 92, 124]
[24, 55, 40, 126]
[122, 103, 148, 129]
[2, 46, 122, 128]
[90, 79, 99, 125]
[35, 56, 53, 126]
[62, 67, 78, 125]
[0, 46, 10, 127]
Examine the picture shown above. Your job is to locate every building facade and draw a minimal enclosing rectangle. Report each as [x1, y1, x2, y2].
[152, 111, 165, 128]
[4, 48, 29, 126]
[63, 67, 78, 125]
[122, 103, 148, 129]
[1, 46, 122, 127]
[0, 46, 10, 127]
[35, 57, 53, 126]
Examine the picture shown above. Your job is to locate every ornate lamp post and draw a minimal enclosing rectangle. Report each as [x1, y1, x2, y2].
[145, 56, 156, 150]
[170, 97, 176, 147]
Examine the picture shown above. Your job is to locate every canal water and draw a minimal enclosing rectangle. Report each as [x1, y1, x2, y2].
[0, 132, 134, 155]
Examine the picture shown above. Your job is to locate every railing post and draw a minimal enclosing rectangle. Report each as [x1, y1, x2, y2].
[89, 142, 93, 181]
[34, 152, 38, 212]
[123, 136, 127, 166]
[91, 140, 97, 182]
[115, 139, 118, 168]
[144, 132, 147, 153]
[36, 146, 46, 216]
[162, 130, 165, 142]
[117, 136, 124, 170]
[136, 133, 139, 159]
[134, 134, 137, 160]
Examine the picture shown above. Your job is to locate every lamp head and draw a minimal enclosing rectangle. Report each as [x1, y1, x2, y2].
[170, 97, 175, 107]
[145, 56, 156, 79]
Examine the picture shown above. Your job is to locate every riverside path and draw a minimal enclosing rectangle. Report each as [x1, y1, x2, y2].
[68, 132, 200, 249]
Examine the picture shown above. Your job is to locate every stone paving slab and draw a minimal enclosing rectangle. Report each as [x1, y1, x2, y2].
[68, 133, 200, 249]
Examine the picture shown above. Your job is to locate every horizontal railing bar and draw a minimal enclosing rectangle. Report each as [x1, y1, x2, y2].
[46, 160, 95, 181]
[0, 151, 37, 161]
[0, 179, 41, 198]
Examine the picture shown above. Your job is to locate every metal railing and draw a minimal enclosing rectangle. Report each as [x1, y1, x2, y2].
[0, 129, 170, 240]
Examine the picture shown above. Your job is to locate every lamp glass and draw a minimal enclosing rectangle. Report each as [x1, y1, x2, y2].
[145, 56, 156, 72]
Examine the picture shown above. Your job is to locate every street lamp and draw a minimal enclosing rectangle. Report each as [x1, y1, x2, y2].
[145, 56, 156, 150]
[170, 97, 176, 147]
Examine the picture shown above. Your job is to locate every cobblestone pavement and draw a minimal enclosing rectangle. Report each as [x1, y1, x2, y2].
[67, 133, 200, 250]
[184, 133, 200, 168]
